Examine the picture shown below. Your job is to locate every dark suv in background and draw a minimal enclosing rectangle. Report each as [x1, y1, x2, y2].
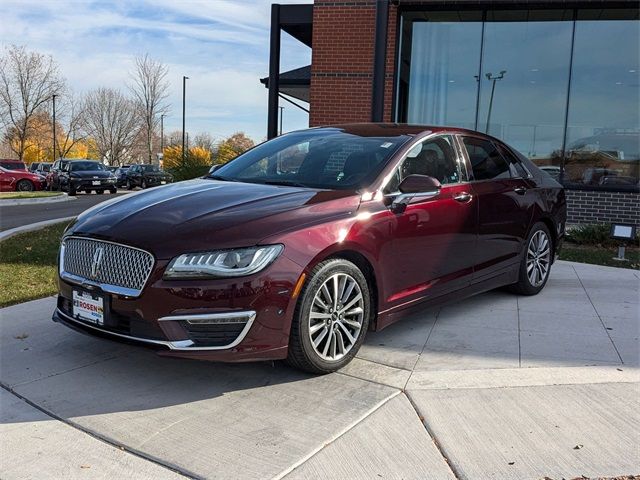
[59, 160, 117, 195]
[124, 164, 173, 189]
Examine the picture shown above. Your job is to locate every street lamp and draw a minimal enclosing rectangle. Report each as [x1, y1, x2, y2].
[485, 70, 506, 134]
[52, 94, 57, 161]
[182, 76, 189, 164]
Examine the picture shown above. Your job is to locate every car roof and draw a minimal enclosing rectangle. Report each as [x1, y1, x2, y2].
[313, 123, 491, 138]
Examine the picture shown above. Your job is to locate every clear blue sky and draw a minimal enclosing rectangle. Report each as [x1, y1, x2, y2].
[0, 0, 312, 143]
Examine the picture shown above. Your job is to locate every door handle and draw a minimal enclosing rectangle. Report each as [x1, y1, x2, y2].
[514, 187, 527, 195]
[453, 192, 473, 203]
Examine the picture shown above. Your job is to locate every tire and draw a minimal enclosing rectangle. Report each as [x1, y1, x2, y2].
[141, 179, 147, 189]
[16, 179, 34, 192]
[509, 222, 553, 295]
[286, 259, 371, 374]
[110, 187, 117, 194]
[68, 185, 76, 196]
[98, 189, 105, 194]
[126, 180, 132, 190]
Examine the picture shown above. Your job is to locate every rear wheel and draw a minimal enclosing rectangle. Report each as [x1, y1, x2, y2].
[16, 180, 34, 192]
[126, 179, 132, 190]
[68, 185, 76, 196]
[287, 259, 371, 374]
[509, 222, 552, 295]
[110, 187, 117, 194]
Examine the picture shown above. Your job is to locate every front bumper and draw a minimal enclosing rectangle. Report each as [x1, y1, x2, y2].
[71, 178, 116, 190]
[53, 254, 302, 361]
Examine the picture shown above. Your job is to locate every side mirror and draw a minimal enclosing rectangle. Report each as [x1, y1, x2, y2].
[209, 164, 222, 174]
[391, 174, 441, 213]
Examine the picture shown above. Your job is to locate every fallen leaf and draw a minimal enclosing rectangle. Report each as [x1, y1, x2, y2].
[573, 444, 583, 450]
[508, 462, 515, 466]
[80, 465, 90, 469]
[14, 333, 29, 340]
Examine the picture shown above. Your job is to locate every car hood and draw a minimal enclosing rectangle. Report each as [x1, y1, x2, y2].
[67, 179, 361, 259]
[71, 171, 113, 179]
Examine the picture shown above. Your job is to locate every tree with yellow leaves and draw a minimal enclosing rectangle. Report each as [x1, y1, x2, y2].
[214, 132, 254, 165]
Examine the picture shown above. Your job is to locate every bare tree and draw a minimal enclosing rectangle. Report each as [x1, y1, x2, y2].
[129, 54, 169, 164]
[193, 132, 216, 153]
[55, 90, 86, 158]
[0, 45, 65, 160]
[83, 88, 138, 166]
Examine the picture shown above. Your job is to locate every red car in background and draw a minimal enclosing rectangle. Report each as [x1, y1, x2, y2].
[0, 160, 46, 192]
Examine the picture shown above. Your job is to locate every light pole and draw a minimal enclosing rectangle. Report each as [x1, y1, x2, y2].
[485, 70, 506, 134]
[160, 114, 165, 152]
[52, 94, 57, 161]
[182, 76, 189, 164]
[279, 106, 284, 136]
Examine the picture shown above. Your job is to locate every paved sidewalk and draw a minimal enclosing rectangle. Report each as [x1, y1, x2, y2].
[0, 261, 638, 479]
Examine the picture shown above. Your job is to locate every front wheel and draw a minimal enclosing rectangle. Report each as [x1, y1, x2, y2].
[287, 259, 371, 374]
[509, 222, 552, 295]
[16, 180, 34, 192]
[141, 179, 147, 189]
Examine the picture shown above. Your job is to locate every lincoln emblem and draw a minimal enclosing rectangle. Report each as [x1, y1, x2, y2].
[90, 247, 104, 279]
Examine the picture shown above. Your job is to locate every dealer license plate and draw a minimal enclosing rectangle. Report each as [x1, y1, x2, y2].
[72, 290, 104, 325]
[161, 181, 167, 185]
[92, 180, 101, 186]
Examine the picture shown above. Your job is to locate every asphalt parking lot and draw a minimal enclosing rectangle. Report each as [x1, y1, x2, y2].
[0, 191, 130, 232]
[1, 261, 638, 479]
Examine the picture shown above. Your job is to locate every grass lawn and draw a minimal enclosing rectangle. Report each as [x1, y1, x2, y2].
[0, 222, 70, 308]
[559, 245, 640, 270]
[0, 191, 62, 200]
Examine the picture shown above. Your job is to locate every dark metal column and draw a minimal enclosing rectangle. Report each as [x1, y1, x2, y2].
[371, 0, 389, 122]
[267, 4, 281, 139]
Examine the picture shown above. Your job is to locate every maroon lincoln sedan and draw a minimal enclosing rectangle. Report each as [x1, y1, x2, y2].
[54, 124, 565, 373]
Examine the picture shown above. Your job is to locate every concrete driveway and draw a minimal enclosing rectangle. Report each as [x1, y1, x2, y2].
[1, 261, 638, 479]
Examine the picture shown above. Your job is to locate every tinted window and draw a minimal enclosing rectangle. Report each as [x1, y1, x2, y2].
[385, 135, 460, 193]
[496, 143, 529, 178]
[463, 137, 511, 180]
[142, 165, 160, 172]
[0, 161, 26, 170]
[215, 129, 409, 190]
[70, 161, 106, 171]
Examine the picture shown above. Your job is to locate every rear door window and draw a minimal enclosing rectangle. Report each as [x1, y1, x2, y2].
[462, 137, 511, 181]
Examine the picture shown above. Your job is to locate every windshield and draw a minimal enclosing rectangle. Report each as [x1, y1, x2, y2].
[211, 129, 409, 190]
[70, 161, 106, 171]
[142, 165, 161, 172]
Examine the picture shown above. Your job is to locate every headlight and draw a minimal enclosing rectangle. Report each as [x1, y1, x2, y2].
[163, 244, 283, 279]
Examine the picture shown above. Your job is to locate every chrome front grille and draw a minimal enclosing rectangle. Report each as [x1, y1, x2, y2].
[61, 237, 155, 296]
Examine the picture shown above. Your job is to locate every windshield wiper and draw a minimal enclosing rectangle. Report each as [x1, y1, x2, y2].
[262, 180, 309, 188]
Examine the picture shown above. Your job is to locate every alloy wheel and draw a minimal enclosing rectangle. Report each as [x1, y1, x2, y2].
[308, 273, 364, 361]
[526, 230, 550, 287]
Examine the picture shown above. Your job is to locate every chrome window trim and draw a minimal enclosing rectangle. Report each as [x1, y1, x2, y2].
[380, 132, 469, 196]
[59, 236, 155, 298]
[55, 307, 255, 351]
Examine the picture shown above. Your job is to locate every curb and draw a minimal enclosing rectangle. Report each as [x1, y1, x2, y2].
[0, 193, 76, 206]
[0, 216, 76, 242]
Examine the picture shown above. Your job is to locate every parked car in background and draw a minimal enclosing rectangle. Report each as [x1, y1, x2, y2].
[46, 159, 71, 191]
[124, 164, 173, 189]
[0, 159, 28, 171]
[29, 162, 43, 173]
[0, 166, 46, 191]
[54, 124, 566, 373]
[35, 162, 52, 175]
[58, 160, 117, 195]
[114, 166, 130, 187]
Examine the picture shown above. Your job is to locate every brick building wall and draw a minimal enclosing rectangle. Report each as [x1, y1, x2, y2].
[566, 190, 639, 226]
[310, 0, 376, 125]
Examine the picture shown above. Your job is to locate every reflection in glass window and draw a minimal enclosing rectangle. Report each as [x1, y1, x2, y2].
[478, 10, 573, 168]
[462, 137, 511, 180]
[564, 11, 639, 187]
[398, 11, 482, 129]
